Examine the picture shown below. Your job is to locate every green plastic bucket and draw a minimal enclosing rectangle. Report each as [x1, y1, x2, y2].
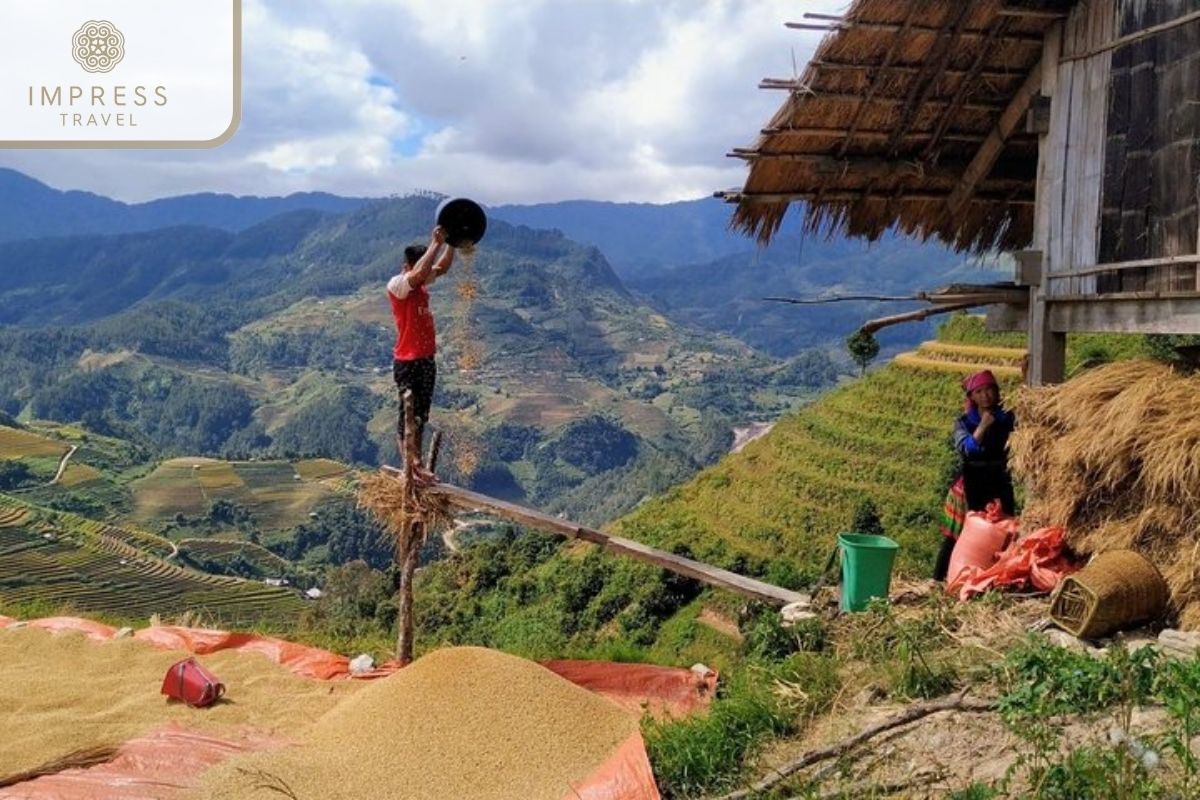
[838, 533, 900, 612]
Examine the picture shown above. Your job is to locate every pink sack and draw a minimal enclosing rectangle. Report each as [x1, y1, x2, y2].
[946, 502, 1019, 588]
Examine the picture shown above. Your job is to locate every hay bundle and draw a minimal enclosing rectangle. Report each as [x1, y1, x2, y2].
[357, 472, 454, 556]
[1010, 360, 1200, 627]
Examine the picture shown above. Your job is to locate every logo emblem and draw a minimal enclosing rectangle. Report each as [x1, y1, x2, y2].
[72, 21, 125, 74]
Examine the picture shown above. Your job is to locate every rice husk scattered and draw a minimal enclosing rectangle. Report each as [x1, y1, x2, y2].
[0, 626, 362, 780]
[449, 429, 483, 479]
[1010, 359, 1200, 626]
[189, 646, 639, 800]
[356, 472, 454, 555]
[452, 246, 481, 372]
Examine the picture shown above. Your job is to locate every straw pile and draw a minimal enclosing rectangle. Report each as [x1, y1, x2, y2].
[0, 626, 362, 782]
[191, 646, 639, 800]
[1009, 360, 1200, 627]
[356, 472, 454, 555]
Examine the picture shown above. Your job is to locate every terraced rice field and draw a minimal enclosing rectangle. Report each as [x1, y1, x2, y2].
[130, 459, 335, 531]
[0, 426, 69, 459]
[294, 458, 352, 481]
[616, 336, 1026, 575]
[57, 462, 104, 487]
[178, 539, 296, 576]
[0, 525, 305, 626]
[0, 493, 176, 558]
[0, 506, 29, 528]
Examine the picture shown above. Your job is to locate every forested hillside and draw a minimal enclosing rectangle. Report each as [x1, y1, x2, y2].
[0, 194, 838, 523]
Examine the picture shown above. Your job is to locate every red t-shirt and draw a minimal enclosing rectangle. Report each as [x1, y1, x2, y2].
[387, 273, 437, 361]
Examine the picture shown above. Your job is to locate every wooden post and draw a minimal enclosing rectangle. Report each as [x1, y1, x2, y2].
[396, 525, 418, 665]
[396, 390, 419, 664]
[1027, 21, 1067, 386]
[427, 430, 443, 473]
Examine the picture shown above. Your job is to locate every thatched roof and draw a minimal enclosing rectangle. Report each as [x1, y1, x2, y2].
[722, 0, 1074, 253]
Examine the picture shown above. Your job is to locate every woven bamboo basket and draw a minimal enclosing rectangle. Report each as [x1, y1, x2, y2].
[1050, 550, 1169, 639]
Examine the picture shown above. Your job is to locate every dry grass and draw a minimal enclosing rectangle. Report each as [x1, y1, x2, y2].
[1010, 360, 1200, 627]
[356, 471, 454, 558]
[0, 744, 120, 788]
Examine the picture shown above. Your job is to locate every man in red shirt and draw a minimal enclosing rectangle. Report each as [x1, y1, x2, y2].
[387, 225, 455, 478]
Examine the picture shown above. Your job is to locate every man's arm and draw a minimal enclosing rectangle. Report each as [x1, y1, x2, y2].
[405, 226, 446, 289]
[432, 242, 455, 278]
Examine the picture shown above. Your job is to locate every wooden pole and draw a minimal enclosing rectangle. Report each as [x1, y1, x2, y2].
[860, 301, 989, 335]
[396, 390, 419, 664]
[390, 478, 809, 607]
[396, 530, 418, 665]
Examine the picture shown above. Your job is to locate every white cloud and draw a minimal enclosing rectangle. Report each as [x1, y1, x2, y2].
[0, 0, 846, 204]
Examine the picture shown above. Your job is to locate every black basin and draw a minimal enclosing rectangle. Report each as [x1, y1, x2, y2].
[435, 198, 487, 248]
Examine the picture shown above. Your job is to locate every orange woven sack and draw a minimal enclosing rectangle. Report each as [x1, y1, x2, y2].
[946, 501, 1019, 588]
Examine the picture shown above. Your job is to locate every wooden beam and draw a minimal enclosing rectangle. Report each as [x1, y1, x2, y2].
[861, 301, 987, 334]
[785, 20, 1044, 44]
[756, 127, 1016, 144]
[807, 61, 1026, 84]
[1061, 8, 1200, 63]
[420, 481, 809, 607]
[718, 189, 1036, 206]
[997, 7, 1068, 20]
[805, 9, 1066, 23]
[885, 4, 975, 157]
[758, 85, 1007, 113]
[1047, 254, 1200, 279]
[945, 59, 1044, 217]
[923, 16, 1012, 157]
[832, 4, 920, 159]
[726, 153, 1033, 192]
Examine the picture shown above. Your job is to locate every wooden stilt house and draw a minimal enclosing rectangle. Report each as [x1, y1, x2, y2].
[721, 0, 1200, 384]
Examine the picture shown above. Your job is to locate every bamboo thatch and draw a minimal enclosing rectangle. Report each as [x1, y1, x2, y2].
[1009, 360, 1200, 628]
[725, 0, 1073, 253]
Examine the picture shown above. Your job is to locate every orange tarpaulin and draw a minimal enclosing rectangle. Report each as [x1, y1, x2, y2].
[948, 526, 1079, 600]
[0, 725, 287, 800]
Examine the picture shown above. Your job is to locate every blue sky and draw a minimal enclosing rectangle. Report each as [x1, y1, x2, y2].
[0, 0, 843, 204]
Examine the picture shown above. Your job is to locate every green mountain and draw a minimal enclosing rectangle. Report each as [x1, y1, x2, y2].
[0, 167, 368, 243]
[492, 198, 1010, 357]
[0, 196, 837, 525]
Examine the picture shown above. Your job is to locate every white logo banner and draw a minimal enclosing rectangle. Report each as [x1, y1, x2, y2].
[0, 0, 240, 147]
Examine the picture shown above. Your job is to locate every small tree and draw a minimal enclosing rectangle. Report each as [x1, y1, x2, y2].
[846, 329, 881, 376]
[851, 497, 885, 537]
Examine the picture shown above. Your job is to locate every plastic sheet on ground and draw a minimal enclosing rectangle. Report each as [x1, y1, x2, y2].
[541, 659, 717, 718]
[565, 731, 661, 800]
[948, 526, 1079, 601]
[0, 725, 286, 800]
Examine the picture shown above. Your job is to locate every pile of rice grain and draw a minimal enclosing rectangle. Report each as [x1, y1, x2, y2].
[1010, 359, 1200, 626]
[190, 646, 639, 800]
